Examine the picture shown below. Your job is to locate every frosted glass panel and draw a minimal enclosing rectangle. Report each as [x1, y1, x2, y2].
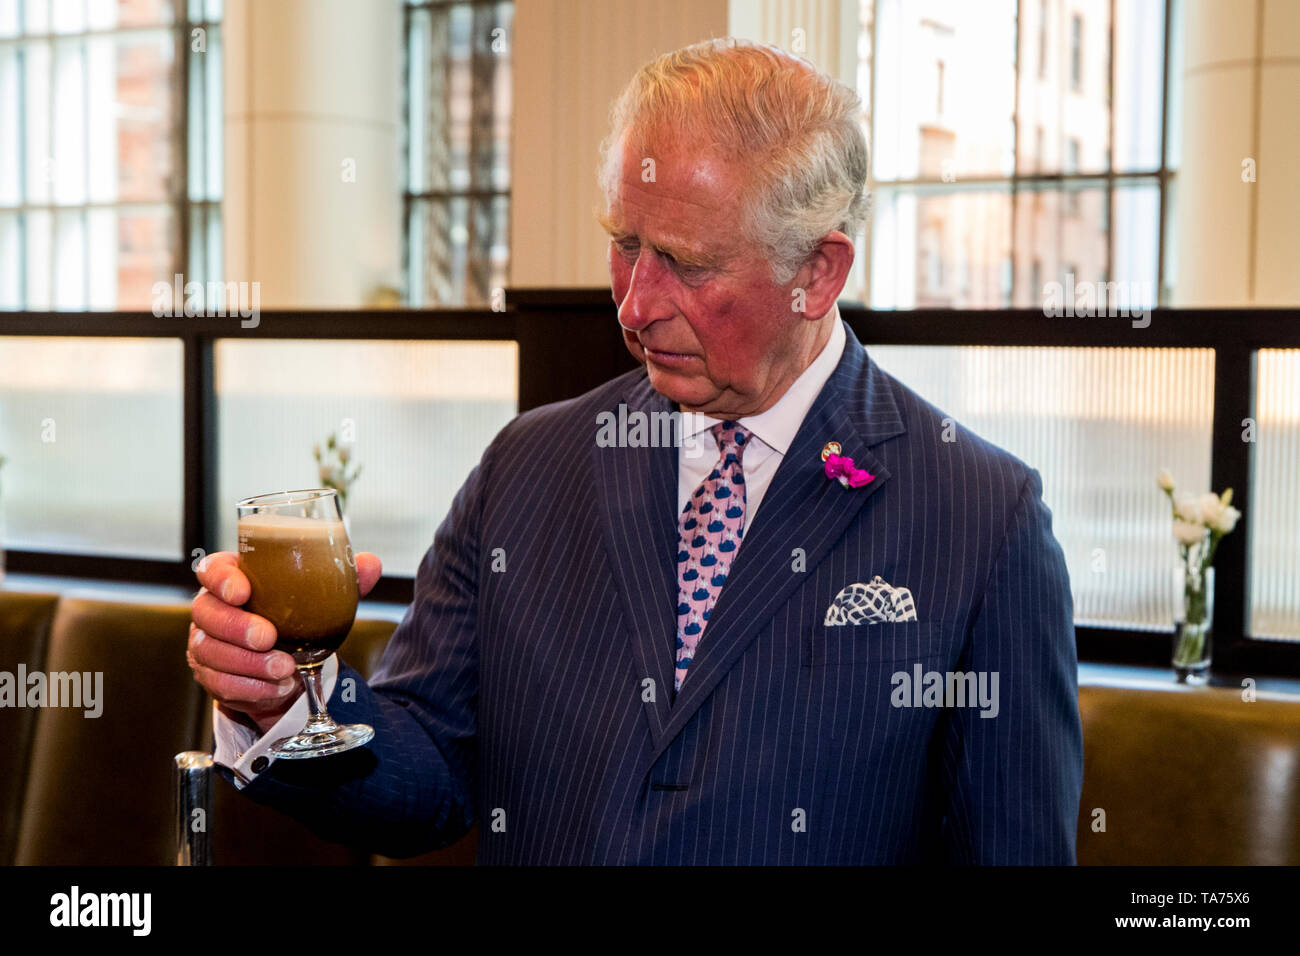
[0, 336, 183, 557]
[215, 340, 518, 577]
[864, 345, 1215, 630]
[1249, 350, 1300, 640]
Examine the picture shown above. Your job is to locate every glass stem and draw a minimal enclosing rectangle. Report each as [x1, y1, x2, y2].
[297, 664, 340, 735]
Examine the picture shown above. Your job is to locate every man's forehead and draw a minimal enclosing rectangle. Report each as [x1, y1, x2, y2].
[605, 140, 748, 252]
[618, 132, 743, 195]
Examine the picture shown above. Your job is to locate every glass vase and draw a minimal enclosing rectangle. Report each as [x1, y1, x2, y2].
[1172, 565, 1213, 683]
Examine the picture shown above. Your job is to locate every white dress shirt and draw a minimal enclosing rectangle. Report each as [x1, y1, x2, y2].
[676, 311, 846, 525]
[214, 311, 849, 787]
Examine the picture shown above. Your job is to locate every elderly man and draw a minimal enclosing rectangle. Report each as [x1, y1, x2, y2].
[189, 38, 1083, 864]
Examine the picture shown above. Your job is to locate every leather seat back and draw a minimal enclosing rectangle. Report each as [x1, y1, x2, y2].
[14, 598, 200, 865]
[1076, 684, 1300, 865]
[0, 592, 61, 864]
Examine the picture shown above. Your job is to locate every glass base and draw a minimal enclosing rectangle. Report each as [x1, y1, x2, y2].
[270, 723, 374, 759]
[1173, 662, 1210, 685]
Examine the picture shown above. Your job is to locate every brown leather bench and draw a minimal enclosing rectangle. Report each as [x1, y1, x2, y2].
[0, 590, 475, 865]
[12, 596, 205, 864]
[0, 591, 60, 864]
[4, 590, 1298, 865]
[1076, 683, 1300, 865]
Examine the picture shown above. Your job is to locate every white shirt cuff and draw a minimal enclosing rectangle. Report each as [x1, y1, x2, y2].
[211, 654, 340, 789]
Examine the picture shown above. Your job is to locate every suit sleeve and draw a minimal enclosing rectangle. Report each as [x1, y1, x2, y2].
[937, 466, 1084, 864]
[222, 446, 488, 858]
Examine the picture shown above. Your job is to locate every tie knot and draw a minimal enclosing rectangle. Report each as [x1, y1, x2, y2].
[711, 420, 749, 463]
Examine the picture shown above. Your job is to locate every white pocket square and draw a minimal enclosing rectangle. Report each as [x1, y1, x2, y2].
[824, 575, 918, 625]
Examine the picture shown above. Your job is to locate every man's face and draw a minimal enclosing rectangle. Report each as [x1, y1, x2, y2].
[601, 134, 819, 418]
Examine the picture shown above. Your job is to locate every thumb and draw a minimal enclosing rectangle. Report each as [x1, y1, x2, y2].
[355, 552, 382, 597]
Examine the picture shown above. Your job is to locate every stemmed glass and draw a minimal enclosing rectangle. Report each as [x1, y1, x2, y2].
[236, 488, 374, 758]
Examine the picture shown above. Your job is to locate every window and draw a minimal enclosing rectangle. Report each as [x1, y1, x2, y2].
[186, 0, 223, 295]
[1037, 0, 1048, 79]
[403, 0, 513, 308]
[1070, 14, 1083, 92]
[0, 0, 221, 310]
[1066, 138, 1081, 213]
[0, 336, 183, 557]
[215, 339, 517, 576]
[861, 346, 1215, 632]
[1251, 351, 1300, 640]
[858, 0, 1172, 309]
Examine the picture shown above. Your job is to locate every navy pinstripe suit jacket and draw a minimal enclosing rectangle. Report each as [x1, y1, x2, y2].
[234, 320, 1084, 864]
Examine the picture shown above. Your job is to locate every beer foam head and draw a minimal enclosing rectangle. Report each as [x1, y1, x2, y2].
[237, 512, 347, 538]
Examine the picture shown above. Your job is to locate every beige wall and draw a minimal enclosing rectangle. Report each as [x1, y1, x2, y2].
[215, 0, 1299, 306]
[223, 0, 402, 308]
[1173, 0, 1300, 306]
[508, 0, 729, 290]
[507, 0, 865, 291]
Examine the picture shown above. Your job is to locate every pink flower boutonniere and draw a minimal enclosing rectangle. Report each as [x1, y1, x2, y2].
[821, 442, 874, 488]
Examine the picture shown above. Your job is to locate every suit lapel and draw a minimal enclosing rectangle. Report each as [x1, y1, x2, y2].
[654, 322, 907, 755]
[591, 321, 908, 759]
[590, 377, 680, 748]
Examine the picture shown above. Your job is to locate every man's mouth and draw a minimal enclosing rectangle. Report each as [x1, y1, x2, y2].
[643, 347, 697, 367]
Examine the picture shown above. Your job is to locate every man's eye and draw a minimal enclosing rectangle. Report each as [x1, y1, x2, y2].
[671, 261, 711, 282]
[614, 239, 639, 258]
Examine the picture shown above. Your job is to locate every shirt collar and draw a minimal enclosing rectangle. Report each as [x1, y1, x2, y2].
[679, 306, 848, 455]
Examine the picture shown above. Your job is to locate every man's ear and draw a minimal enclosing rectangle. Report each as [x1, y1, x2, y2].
[790, 231, 856, 319]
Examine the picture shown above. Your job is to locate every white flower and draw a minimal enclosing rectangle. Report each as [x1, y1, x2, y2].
[1208, 505, 1241, 535]
[1157, 469, 1175, 492]
[1197, 492, 1228, 528]
[1173, 520, 1207, 545]
[1173, 492, 1202, 524]
[318, 463, 333, 483]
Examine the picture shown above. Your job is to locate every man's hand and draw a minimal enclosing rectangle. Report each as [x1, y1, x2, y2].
[188, 550, 383, 736]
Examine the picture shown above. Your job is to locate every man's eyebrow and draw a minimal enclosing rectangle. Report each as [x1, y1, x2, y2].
[595, 210, 620, 235]
[598, 222, 723, 268]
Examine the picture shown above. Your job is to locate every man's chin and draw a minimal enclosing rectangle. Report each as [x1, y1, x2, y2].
[643, 365, 710, 409]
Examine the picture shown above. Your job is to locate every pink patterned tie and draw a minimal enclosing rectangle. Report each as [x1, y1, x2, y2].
[674, 421, 749, 693]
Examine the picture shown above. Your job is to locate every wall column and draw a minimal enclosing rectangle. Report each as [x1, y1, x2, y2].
[509, 0, 730, 289]
[223, 0, 402, 308]
[1172, 0, 1300, 305]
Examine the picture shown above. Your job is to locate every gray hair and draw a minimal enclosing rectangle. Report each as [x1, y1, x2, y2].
[598, 37, 870, 284]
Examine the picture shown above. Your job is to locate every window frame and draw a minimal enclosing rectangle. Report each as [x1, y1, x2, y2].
[401, 0, 513, 308]
[860, 0, 1177, 309]
[0, 0, 217, 310]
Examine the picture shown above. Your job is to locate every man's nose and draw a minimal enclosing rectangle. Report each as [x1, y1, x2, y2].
[617, 249, 675, 332]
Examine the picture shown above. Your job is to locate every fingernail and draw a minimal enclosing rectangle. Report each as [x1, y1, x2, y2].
[220, 580, 234, 602]
[245, 621, 266, 646]
[268, 655, 293, 679]
[277, 679, 296, 696]
[192, 628, 206, 645]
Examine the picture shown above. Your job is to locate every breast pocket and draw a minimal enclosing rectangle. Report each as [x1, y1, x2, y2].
[802, 620, 945, 667]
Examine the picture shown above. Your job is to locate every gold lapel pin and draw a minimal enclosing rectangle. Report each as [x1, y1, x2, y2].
[821, 441, 842, 461]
